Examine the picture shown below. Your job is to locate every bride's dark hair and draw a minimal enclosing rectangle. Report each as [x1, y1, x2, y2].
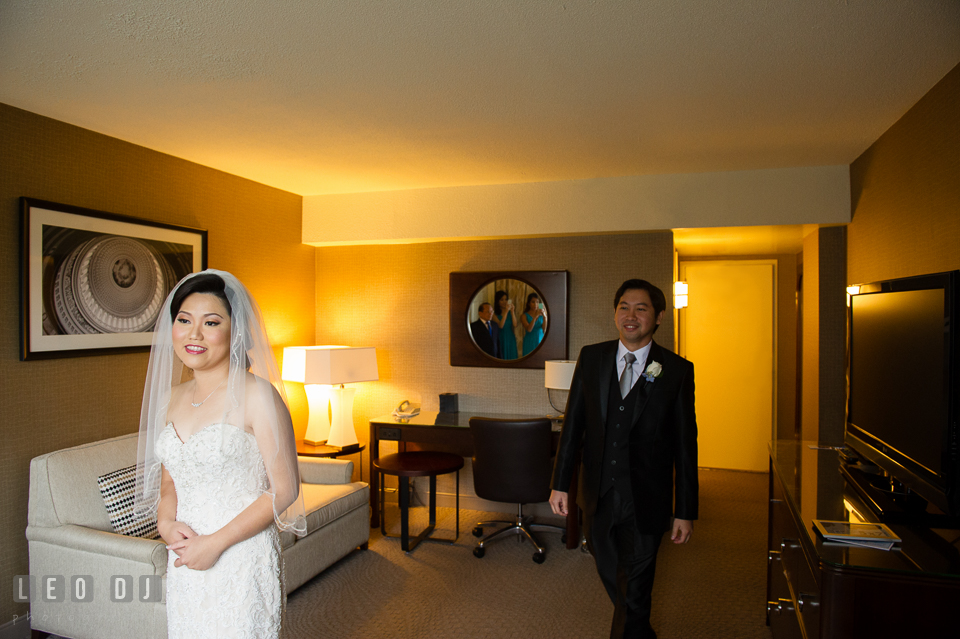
[170, 273, 231, 320]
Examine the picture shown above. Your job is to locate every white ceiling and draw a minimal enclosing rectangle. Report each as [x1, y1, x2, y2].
[1, 0, 958, 198]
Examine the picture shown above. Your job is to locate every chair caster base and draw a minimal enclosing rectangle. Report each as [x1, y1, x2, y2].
[473, 546, 485, 558]
[472, 526, 483, 538]
[533, 551, 545, 564]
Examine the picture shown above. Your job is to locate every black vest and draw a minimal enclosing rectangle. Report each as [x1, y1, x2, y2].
[598, 369, 642, 498]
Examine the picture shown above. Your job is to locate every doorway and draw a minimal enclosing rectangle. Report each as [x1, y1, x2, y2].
[678, 260, 776, 471]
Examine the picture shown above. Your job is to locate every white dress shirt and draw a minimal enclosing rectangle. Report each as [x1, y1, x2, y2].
[616, 340, 652, 394]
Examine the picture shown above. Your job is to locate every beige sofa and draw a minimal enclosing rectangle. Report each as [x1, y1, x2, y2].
[27, 432, 369, 639]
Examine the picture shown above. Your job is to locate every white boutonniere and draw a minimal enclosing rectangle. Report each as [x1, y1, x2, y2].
[642, 361, 663, 383]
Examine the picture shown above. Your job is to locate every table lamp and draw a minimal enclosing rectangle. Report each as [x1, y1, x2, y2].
[545, 359, 577, 417]
[282, 346, 379, 450]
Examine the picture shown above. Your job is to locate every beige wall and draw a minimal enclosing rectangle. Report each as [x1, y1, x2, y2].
[311, 232, 675, 448]
[848, 63, 960, 283]
[801, 230, 820, 443]
[0, 103, 315, 622]
[303, 165, 851, 246]
[775, 255, 799, 442]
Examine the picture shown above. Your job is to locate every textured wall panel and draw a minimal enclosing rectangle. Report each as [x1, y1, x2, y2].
[848, 63, 960, 284]
[817, 226, 847, 445]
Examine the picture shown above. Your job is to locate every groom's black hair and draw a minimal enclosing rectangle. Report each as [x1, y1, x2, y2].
[170, 273, 232, 320]
[614, 279, 666, 332]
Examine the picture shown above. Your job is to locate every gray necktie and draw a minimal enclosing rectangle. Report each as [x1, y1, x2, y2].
[620, 352, 636, 398]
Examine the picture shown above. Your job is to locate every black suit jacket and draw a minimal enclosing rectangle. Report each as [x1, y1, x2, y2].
[470, 319, 498, 357]
[551, 339, 698, 534]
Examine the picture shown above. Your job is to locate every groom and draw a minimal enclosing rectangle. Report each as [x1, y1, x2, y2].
[550, 279, 698, 639]
[470, 302, 499, 357]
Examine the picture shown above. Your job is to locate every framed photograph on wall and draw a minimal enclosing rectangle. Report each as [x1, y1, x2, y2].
[19, 198, 207, 361]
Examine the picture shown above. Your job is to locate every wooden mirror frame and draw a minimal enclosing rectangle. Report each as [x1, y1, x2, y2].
[450, 270, 568, 368]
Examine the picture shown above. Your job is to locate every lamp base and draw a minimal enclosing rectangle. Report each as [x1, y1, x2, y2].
[327, 386, 360, 449]
[547, 388, 569, 414]
[303, 384, 332, 446]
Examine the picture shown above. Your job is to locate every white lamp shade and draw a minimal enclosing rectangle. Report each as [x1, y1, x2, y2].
[282, 346, 379, 385]
[545, 360, 577, 390]
[282, 345, 378, 450]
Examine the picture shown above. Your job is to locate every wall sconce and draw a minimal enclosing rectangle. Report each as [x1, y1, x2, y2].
[282, 346, 379, 450]
[846, 285, 861, 307]
[674, 281, 689, 309]
[545, 359, 577, 417]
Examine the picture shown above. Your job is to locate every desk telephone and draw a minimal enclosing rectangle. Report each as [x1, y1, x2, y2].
[392, 400, 420, 419]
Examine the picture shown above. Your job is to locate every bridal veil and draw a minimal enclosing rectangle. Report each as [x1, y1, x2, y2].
[134, 269, 307, 535]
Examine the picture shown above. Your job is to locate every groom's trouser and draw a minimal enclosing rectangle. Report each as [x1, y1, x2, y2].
[586, 488, 663, 639]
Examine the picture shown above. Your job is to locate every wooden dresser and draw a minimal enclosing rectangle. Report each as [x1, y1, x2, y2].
[767, 440, 960, 638]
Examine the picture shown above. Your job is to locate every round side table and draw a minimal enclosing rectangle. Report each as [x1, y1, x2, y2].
[373, 451, 463, 552]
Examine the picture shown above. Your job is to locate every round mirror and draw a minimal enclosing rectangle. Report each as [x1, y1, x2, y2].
[466, 278, 548, 360]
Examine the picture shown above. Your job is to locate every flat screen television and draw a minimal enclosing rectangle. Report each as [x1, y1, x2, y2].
[846, 271, 960, 518]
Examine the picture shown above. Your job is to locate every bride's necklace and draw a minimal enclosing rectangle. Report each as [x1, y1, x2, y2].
[191, 379, 225, 408]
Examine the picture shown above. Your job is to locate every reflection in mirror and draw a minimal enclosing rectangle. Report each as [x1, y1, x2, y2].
[467, 279, 547, 360]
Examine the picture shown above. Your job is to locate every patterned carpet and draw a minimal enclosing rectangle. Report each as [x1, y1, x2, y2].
[284, 468, 773, 639]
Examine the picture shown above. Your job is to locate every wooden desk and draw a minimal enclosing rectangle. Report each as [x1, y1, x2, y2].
[369, 411, 579, 549]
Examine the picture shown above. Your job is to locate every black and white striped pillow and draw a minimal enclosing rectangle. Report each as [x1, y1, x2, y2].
[97, 465, 159, 539]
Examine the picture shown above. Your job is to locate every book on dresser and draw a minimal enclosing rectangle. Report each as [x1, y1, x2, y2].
[814, 519, 901, 550]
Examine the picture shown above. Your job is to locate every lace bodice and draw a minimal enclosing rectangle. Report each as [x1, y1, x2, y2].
[156, 423, 269, 534]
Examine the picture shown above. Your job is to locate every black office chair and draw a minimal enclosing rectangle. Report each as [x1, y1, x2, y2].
[469, 417, 566, 563]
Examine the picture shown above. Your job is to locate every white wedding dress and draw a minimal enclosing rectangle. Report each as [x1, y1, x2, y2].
[156, 423, 282, 639]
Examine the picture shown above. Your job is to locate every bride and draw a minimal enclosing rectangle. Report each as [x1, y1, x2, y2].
[134, 270, 306, 638]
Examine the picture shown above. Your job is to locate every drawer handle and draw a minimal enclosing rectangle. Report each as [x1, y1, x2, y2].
[767, 550, 781, 564]
[798, 593, 818, 612]
[766, 598, 793, 617]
